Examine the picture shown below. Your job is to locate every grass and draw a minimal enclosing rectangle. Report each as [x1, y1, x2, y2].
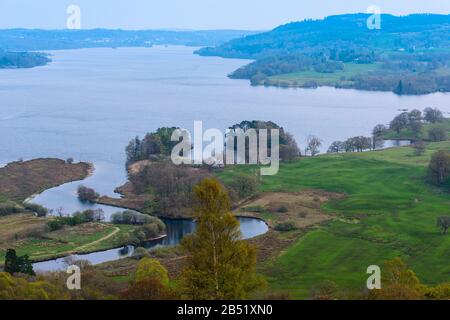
[267, 63, 381, 87]
[217, 142, 450, 298]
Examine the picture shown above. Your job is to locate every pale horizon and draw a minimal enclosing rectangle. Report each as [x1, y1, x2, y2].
[0, 0, 448, 30]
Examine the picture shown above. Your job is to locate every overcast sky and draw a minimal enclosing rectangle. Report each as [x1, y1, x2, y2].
[0, 0, 448, 30]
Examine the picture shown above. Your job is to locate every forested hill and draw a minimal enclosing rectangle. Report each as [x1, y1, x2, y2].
[196, 14, 450, 95]
[0, 51, 50, 68]
[0, 29, 259, 51]
[197, 14, 450, 59]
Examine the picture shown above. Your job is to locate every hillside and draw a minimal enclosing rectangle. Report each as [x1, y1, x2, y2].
[197, 14, 450, 94]
[0, 29, 259, 51]
[197, 14, 450, 59]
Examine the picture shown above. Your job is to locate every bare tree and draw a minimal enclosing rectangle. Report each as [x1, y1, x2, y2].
[306, 135, 322, 157]
[437, 216, 450, 234]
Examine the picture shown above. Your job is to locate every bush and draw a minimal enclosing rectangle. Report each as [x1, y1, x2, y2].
[23, 203, 48, 217]
[135, 257, 169, 285]
[130, 222, 166, 244]
[111, 210, 162, 226]
[47, 219, 65, 231]
[274, 221, 297, 231]
[46, 209, 105, 231]
[428, 126, 448, 142]
[427, 150, 450, 186]
[0, 201, 23, 216]
[131, 247, 150, 260]
[227, 173, 259, 199]
[77, 185, 99, 202]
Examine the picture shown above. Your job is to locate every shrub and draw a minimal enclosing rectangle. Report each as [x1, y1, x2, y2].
[428, 126, 448, 142]
[0, 201, 23, 216]
[77, 185, 99, 202]
[274, 221, 297, 231]
[111, 210, 162, 226]
[47, 219, 65, 231]
[241, 205, 265, 213]
[131, 247, 150, 260]
[437, 216, 450, 234]
[227, 173, 259, 199]
[134, 257, 169, 285]
[23, 203, 48, 217]
[427, 150, 450, 186]
[46, 209, 105, 231]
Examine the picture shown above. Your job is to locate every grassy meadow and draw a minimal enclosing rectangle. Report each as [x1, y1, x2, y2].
[217, 141, 450, 298]
[267, 63, 381, 88]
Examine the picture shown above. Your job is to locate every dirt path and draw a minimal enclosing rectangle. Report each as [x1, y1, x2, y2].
[75, 226, 120, 251]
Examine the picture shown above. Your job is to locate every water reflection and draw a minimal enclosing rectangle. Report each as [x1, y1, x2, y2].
[33, 217, 268, 272]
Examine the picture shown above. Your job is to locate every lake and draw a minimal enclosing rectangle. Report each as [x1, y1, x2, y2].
[1, 46, 449, 269]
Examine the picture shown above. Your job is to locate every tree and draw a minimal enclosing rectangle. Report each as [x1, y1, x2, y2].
[412, 140, 426, 156]
[327, 141, 344, 153]
[408, 109, 423, 137]
[389, 112, 409, 134]
[427, 150, 450, 186]
[4, 249, 35, 276]
[305, 135, 322, 156]
[77, 185, 99, 202]
[437, 216, 450, 234]
[180, 178, 266, 299]
[423, 107, 444, 124]
[372, 124, 387, 149]
[227, 173, 259, 199]
[394, 80, 403, 95]
[372, 124, 387, 138]
[135, 257, 169, 285]
[428, 126, 448, 142]
[370, 258, 423, 300]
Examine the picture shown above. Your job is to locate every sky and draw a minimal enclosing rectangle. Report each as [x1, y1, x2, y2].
[0, 0, 449, 30]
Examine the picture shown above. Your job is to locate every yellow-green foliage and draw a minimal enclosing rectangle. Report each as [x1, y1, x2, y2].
[370, 258, 424, 300]
[180, 178, 266, 300]
[425, 282, 450, 300]
[0, 272, 67, 300]
[135, 257, 169, 286]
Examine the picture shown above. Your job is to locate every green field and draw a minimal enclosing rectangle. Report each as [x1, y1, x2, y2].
[267, 63, 381, 87]
[217, 141, 450, 298]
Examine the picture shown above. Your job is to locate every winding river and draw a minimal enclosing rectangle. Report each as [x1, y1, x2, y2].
[1, 45, 450, 271]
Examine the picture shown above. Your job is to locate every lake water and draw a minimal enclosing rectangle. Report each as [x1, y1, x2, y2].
[1, 46, 449, 270]
[1, 46, 449, 202]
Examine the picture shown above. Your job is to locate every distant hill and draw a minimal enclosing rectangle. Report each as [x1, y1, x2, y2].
[197, 14, 450, 59]
[0, 29, 259, 51]
[196, 14, 450, 95]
